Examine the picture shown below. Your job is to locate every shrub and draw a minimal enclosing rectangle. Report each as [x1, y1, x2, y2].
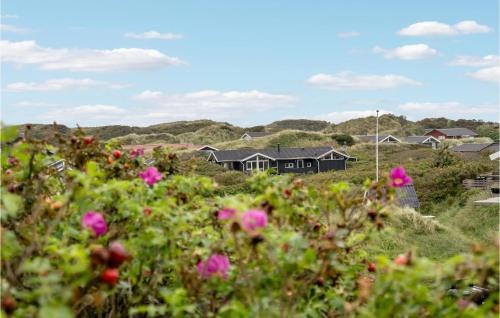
[1, 126, 498, 317]
[332, 134, 355, 146]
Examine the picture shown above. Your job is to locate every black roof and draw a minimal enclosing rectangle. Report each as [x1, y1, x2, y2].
[425, 128, 478, 137]
[356, 135, 401, 143]
[405, 136, 439, 144]
[451, 143, 499, 152]
[209, 146, 351, 162]
[395, 184, 420, 209]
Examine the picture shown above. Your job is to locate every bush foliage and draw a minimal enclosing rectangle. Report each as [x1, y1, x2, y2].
[1, 126, 498, 317]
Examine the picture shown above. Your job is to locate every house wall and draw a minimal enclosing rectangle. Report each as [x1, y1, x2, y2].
[215, 157, 348, 174]
[319, 159, 346, 172]
[276, 159, 318, 174]
[426, 130, 449, 140]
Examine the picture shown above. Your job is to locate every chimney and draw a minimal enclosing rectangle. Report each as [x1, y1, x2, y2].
[277, 143, 280, 153]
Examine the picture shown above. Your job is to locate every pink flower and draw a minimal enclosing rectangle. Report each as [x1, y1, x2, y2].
[7, 157, 18, 165]
[82, 211, 107, 237]
[241, 210, 268, 232]
[389, 166, 412, 188]
[130, 148, 144, 158]
[139, 167, 162, 186]
[197, 254, 230, 279]
[218, 208, 236, 220]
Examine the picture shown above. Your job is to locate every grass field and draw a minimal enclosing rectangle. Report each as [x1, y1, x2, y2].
[188, 141, 499, 260]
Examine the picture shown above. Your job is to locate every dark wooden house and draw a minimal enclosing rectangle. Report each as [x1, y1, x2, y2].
[207, 146, 355, 174]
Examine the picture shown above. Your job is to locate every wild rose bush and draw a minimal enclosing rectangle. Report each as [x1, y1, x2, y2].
[1, 126, 498, 317]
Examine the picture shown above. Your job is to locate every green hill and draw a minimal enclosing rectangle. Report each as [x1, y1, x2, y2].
[326, 114, 423, 136]
[266, 119, 330, 132]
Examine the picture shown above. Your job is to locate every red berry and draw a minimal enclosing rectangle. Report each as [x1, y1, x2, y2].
[83, 136, 94, 145]
[367, 263, 376, 272]
[113, 150, 122, 159]
[108, 242, 129, 268]
[143, 207, 152, 216]
[394, 254, 409, 266]
[283, 188, 292, 198]
[1, 295, 16, 314]
[100, 268, 119, 286]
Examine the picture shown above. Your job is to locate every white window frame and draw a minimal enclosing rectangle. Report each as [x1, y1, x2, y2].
[306, 162, 312, 167]
[284, 163, 294, 168]
[297, 159, 304, 168]
[245, 157, 269, 172]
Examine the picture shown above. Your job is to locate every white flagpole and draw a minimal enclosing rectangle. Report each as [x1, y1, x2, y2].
[376, 109, 379, 182]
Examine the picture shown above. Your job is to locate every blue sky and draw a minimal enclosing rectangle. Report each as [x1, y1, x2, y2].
[1, 1, 498, 127]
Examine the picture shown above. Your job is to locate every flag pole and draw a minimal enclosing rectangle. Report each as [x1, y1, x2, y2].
[376, 109, 379, 182]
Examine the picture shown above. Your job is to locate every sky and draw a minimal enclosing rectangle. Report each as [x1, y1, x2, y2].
[1, 1, 499, 127]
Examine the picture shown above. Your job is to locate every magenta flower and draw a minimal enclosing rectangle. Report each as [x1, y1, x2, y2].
[7, 157, 18, 165]
[218, 208, 236, 220]
[197, 254, 230, 279]
[130, 148, 144, 158]
[82, 211, 107, 237]
[389, 166, 412, 188]
[139, 167, 162, 186]
[241, 210, 268, 232]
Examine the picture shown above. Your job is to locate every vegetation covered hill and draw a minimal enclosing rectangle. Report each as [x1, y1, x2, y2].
[266, 119, 330, 132]
[18, 114, 499, 144]
[326, 114, 423, 136]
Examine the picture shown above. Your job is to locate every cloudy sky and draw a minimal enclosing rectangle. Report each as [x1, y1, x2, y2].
[1, 1, 499, 127]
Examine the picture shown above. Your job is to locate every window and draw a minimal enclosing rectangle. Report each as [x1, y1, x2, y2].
[246, 158, 269, 171]
[321, 153, 344, 160]
[285, 163, 294, 168]
[297, 159, 304, 168]
[306, 162, 312, 167]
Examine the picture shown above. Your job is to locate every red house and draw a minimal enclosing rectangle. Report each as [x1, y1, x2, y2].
[424, 128, 478, 140]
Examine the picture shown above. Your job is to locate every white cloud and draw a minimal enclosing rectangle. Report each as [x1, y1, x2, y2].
[307, 72, 422, 90]
[1, 24, 30, 33]
[399, 102, 498, 115]
[0, 40, 184, 72]
[373, 44, 438, 60]
[132, 89, 297, 123]
[466, 66, 500, 83]
[337, 31, 360, 38]
[4, 78, 127, 92]
[40, 105, 128, 125]
[454, 20, 492, 34]
[314, 110, 392, 124]
[31, 90, 297, 126]
[15, 101, 58, 108]
[134, 89, 296, 110]
[1, 14, 18, 19]
[398, 20, 492, 36]
[449, 55, 500, 67]
[124, 31, 183, 40]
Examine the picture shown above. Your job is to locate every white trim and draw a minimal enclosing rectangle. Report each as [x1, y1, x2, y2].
[316, 148, 351, 160]
[284, 162, 294, 168]
[306, 162, 312, 167]
[240, 133, 252, 140]
[240, 152, 276, 162]
[380, 135, 402, 143]
[207, 152, 218, 162]
[421, 136, 440, 144]
[297, 159, 304, 168]
[198, 145, 219, 151]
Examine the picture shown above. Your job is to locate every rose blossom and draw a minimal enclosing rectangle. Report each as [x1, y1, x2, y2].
[130, 148, 145, 158]
[218, 208, 236, 220]
[241, 210, 268, 232]
[197, 254, 230, 279]
[389, 166, 412, 188]
[139, 167, 162, 186]
[82, 211, 107, 237]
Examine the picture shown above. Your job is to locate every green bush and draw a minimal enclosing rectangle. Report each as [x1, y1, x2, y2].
[1, 126, 498, 317]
